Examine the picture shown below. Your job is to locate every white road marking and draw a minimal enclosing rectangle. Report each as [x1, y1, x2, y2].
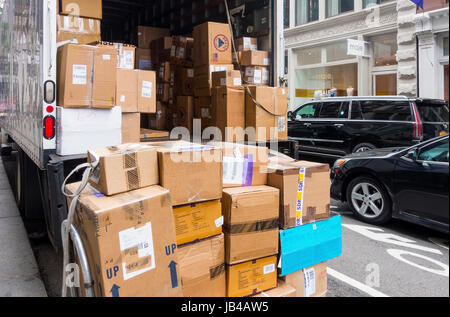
[387, 249, 449, 277]
[428, 237, 449, 251]
[327, 267, 390, 297]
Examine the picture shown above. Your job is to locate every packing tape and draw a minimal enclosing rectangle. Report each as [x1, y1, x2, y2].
[223, 218, 279, 235]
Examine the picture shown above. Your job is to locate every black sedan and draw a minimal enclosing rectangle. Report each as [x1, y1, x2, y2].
[331, 135, 449, 233]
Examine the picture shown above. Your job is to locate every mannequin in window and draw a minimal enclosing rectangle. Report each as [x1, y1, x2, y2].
[347, 86, 355, 97]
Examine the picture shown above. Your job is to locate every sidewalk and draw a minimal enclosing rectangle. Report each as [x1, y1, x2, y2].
[0, 158, 47, 297]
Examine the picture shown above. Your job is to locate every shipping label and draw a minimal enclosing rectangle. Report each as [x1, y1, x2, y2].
[296, 168, 306, 226]
[303, 267, 316, 297]
[72, 64, 87, 85]
[142, 81, 153, 98]
[253, 70, 262, 84]
[264, 264, 275, 275]
[121, 50, 134, 69]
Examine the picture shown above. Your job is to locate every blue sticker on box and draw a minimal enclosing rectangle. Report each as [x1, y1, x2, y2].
[279, 216, 343, 276]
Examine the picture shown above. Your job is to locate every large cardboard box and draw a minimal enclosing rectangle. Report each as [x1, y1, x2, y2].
[246, 86, 288, 142]
[93, 42, 136, 70]
[148, 102, 169, 131]
[243, 66, 269, 86]
[227, 256, 277, 297]
[178, 234, 226, 297]
[135, 48, 152, 70]
[173, 200, 223, 246]
[59, 0, 102, 20]
[87, 144, 159, 196]
[135, 26, 170, 49]
[211, 87, 245, 142]
[194, 64, 235, 90]
[116, 69, 138, 113]
[211, 70, 242, 88]
[279, 216, 342, 276]
[280, 262, 328, 297]
[56, 106, 121, 156]
[57, 15, 101, 45]
[252, 281, 296, 298]
[174, 67, 195, 96]
[193, 22, 232, 67]
[154, 141, 223, 206]
[235, 37, 258, 52]
[222, 186, 279, 265]
[57, 44, 117, 108]
[194, 97, 213, 129]
[66, 183, 183, 297]
[208, 142, 269, 188]
[176, 96, 194, 133]
[137, 70, 157, 114]
[268, 161, 331, 229]
[122, 113, 141, 144]
[240, 50, 270, 67]
[157, 83, 170, 102]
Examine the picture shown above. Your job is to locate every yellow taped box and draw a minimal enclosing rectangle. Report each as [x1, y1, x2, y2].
[268, 161, 330, 229]
[87, 143, 159, 196]
[178, 234, 226, 297]
[227, 256, 278, 297]
[173, 200, 223, 246]
[252, 280, 296, 298]
[66, 183, 182, 297]
[280, 262, 328, 297]
[222, 186, 279, 265]
[57, 15, 101, 45]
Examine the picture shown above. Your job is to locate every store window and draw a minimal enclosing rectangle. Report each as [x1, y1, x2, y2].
[295, 63, 358, 107]
[296, 0, 319, 26]
[363, 0, 393, 8]
[296, 47, 322, 66]
[374, 73, 397, 96]
[326, 42, 355, 62]
[444, 36, 449, 57]
[284, 0, 290, 29]
[372, 33, 398, 67]
[326, 0, 354, 18]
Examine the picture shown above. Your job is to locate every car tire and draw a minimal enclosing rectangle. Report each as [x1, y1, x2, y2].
[352, 143, 376, 153]
[346, 176, 392, 225]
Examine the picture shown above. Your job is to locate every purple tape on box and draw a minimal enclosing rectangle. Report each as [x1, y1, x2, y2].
[242, 154, 254, 187]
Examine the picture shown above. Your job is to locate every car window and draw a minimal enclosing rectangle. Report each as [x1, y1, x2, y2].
[351, 102, 363, 120]
[359, 101, 413, 121]
[418, 139, 449, 163]
[417, 103, 449, 123]
[320, 102, 350, 119]
[295, 103, 321, 120]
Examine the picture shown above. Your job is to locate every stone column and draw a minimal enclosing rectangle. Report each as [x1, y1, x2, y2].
[396, 0, 418, 97]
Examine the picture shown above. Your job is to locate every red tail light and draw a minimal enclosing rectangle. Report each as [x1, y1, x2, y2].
[44, 116, 55, 140]
[412, 103, 423, 140]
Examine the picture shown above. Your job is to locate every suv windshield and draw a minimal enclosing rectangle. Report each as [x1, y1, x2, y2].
[417, 102, 449, 123]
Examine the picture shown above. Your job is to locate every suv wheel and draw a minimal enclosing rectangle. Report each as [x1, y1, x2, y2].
[346, 176, 392, 225]
[353, 143, 376, 153]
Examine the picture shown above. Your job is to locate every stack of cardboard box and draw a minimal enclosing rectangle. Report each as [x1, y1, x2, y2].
[234, 37, 270, 87]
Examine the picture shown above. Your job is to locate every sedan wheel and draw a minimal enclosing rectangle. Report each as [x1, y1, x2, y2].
[346, 176, 392, 225]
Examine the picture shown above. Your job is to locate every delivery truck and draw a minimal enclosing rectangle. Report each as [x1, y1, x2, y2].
[0, 0, 288, 249]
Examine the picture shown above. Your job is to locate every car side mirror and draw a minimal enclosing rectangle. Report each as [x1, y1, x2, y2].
[407, 149, 419, 161]
[287, 111, 294, 120]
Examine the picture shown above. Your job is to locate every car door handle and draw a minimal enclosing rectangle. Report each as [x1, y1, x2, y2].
[304, 123, 312, 127]
[334, 124, 344, 128]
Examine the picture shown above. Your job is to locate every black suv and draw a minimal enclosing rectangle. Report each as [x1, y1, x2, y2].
[288, 97, 449, 158]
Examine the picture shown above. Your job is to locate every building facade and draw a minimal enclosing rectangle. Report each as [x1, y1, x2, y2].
[283, 0, 437, 110]
[415, 0, 449, 101]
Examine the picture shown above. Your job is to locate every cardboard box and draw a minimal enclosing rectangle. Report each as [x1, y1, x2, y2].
[135, 48, 152, 70]
[171, 36, 194, 63]
[158, 62, 171, 83]
[135, 26, 170, 49]
[268, 161, 331, 229]
[235, 37, 258, 51]
[150, 37, 172, 66]
[208, 142, 269, 188]
[178, 234, 226, 297]
[252, 281, 296, 298]
[194, 64, 235, 91]
[154, 141, 223, 206]
[56, 106, 121, 156]
[157, 83, 170, 102]
[246, 86, 288, 142]
[211, 87, 245, 142]
[279, 216, 342, 276]
[57, 15, 101, 45]
[176, 96, 194, 133]
[222, 186, 279, 265]
[116, 69, 138, 113]
[173, 200, 223, 246]
[194, 97, 213, 129]
[227, 256, 277, 297]
[240, 50, 270, 67]
[87, 143, 159, 196]
[281, 262, 328, 297]
[174, 67, 195, 96]
[211, 70, 242, 88]
[193, 22, 232, 67]
[122, 113, 141, 144]
[137, 70, 157, 114]
[243, 66, 269, 86]
[57, 44, 117, 108]
[59, 0, 102, 20]
[66, 183, 182, 297]
[140, 128, 169, 140]
[92, 42, 136, 70]
[148, 102, 168, 131]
